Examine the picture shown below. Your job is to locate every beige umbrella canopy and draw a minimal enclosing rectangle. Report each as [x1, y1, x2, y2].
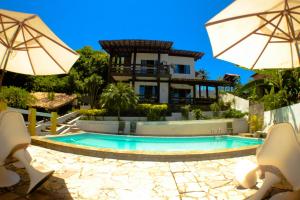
[0, 9, 79, 85]
[206, 0, 300, 70]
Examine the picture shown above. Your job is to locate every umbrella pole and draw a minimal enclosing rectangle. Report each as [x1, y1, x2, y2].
[0, 50, 11, 88]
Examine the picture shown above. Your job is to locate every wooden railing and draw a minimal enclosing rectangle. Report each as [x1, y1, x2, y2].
[110, 64, 170, 77]
[138, 95, 159, 103]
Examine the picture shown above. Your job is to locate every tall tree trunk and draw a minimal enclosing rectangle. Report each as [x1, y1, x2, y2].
[0, 70, 5, 88]
[117, 109, 120, 121]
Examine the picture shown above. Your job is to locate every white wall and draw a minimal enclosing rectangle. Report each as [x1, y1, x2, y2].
[131, 53, 196, 79]
[168, 56, 195, 79]
[136, 118, 248, 136]
[221, 93, 249, 113]
[160, 82, 169, 103]
[77, 120, 130, 134]
[264, 103, 300, 133]
[77, 118, 248, 136]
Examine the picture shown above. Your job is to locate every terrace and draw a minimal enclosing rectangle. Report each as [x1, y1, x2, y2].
[1, 145, 268, 200]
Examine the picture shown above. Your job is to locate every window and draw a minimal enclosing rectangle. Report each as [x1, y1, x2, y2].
[172, 89, 191, 98]
[174, 65, 190, 74]
[140, 60, 158, 74]
[139, 86, 158, 98]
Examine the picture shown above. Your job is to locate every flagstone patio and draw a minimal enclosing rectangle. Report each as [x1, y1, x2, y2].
[0, 145, 277, 200]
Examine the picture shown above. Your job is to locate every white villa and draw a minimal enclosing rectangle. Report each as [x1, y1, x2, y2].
[100, 39, 236, 105]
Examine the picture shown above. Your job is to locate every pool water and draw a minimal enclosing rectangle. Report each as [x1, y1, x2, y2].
[47, 133, 263, 152]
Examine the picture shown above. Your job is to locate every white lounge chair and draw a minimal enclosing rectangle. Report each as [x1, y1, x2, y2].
[235, 123, 300, 200]
[0, 110, 54, 194]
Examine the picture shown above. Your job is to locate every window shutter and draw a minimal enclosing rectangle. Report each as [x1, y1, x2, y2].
[185, 65, 190, 74]
[139, 86, 145, 96]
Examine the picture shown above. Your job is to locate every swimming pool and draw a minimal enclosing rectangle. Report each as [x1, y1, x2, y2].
[46, 133, 263, 152]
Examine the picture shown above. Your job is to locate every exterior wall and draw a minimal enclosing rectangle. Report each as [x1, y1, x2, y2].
[264, 102, 300, 133]
[77, 118, 248, 136]
[134, 81, 168, 103]
[133, 53, 168, 65]
[170, 83, 194, 97]
[131, 53, 195, 80]
[134, 81, 157, 94]
[168, 56, 195, 79]
[77, 120, 131, 134]
[160, 82, 169, 103]
[221, 93, 249, 113]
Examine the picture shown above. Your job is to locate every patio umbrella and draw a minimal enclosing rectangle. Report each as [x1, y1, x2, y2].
[0, 9, 79, 86]
[206, 0, 300, 70]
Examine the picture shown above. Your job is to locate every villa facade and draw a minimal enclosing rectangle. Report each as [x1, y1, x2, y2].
[100, 39, 235, 105]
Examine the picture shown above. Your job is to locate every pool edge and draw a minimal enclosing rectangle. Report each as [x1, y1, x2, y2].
[31, 136, 259, 162]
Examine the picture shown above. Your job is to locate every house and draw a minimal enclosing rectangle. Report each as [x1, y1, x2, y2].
[99, 39, 234, 105]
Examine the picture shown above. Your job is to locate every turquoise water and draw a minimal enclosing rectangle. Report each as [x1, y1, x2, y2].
[47, 133, 263, 152]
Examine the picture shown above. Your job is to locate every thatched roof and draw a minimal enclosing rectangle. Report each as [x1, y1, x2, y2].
[30, 92, 77, 110]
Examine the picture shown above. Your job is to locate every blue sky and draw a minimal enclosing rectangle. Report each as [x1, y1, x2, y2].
[2, 0, 254, 83]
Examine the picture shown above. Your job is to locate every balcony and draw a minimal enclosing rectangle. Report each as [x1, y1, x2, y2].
[138, 95, 159, 103]
[170, 97, 217, 105]
[110, 64, 170, 77]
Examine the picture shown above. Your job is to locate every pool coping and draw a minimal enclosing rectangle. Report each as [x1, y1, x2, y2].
[31, 134, 261, 162]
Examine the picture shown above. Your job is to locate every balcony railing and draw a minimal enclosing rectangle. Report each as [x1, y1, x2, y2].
[110, 64, 170, 77]
[138, 95, 159, 103]
[170, 97, 217, 105]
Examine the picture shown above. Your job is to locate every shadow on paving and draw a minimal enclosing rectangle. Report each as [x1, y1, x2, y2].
[0, 164, 73, 200]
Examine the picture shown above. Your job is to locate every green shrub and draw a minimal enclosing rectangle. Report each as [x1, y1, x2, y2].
[248, 114, 263, 133]
[192, 108, 204, 120]
[0, 86, 35, 109]
[181, 105, 191, 120]
[147, 104, 168, 121]
[210, 102, 220, 117]
[136, 104, 152, 116]
[79, 109, 106, 120]
[222, 108, 247, 118]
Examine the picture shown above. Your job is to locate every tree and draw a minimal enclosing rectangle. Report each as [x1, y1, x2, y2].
[100, 82, 138, 121]
[84, 74, 103, 108]
[236, 69, 300, 110]
[3, 46, 109, 96]
[196, 69, 209, 80]
[0, 86, 36, 109]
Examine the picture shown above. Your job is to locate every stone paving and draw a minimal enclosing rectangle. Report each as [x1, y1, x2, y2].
[0, 145, 273, 200]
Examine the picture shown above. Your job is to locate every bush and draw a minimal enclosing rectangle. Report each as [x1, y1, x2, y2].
[145, 104, 168, 121]
[192, 108, 204, 120]
[0, 86, 35, 109]
[222, 108, 247, 118]
[79, 109, 106, 120]
[210, 102, 220, 117]
[248, 114, 263, 133]
[136, 104, 152, 116]
[181, 105, 191, 120]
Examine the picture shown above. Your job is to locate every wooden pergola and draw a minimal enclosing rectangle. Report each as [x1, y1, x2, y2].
[99, 39, 235, 104]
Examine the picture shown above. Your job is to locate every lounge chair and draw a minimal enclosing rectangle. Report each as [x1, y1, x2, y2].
[0, 110, 54, 194]
[235, 123, 300, 200]
[226, 122, 233, 134]
[130, 121, 137, 135]
[118, 121, 125, 135]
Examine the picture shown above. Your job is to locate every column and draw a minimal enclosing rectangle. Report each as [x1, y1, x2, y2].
[157, 52, 161, 103]
[132, 48, 137, 88]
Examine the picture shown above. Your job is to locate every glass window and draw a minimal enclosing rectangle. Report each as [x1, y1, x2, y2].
[139, 86, 158, 97]
[174, 65, 190, 74]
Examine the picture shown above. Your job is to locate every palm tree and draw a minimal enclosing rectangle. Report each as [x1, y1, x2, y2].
[100, 82, 138, 121]
[196, 69, 209, 80]
[84, 74, 103, 108]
